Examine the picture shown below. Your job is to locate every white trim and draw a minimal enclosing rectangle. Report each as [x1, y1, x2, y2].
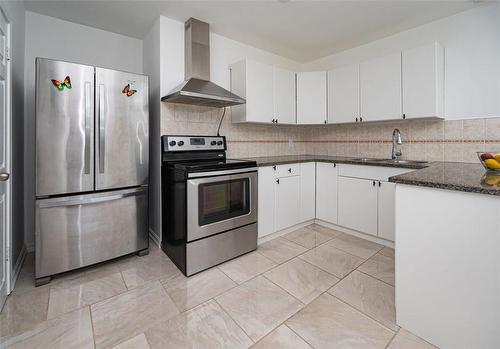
[314, 219, 394, 248]
[148, 228, 160, 247]
[258, 219, 314, 245]
[9, 245, 26, 294]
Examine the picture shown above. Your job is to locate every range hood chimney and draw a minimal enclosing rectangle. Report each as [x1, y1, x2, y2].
[161, 18, 245, 108]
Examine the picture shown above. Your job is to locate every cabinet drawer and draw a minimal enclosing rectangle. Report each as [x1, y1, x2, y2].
[338, 164, 413, 181]
[275, 163, 301, 178]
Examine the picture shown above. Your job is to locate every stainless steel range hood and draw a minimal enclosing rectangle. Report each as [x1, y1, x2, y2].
[161, 18, 245, 108]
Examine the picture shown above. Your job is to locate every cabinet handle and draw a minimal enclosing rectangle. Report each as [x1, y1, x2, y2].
[372, 180, 376, 186]
[276, 118, 279, 124]
[402, 114, 406, 120]
[333, 163, 336, 168]
[288, 168, 292, 173]
[360, 117, 363, 122]
[276, 179, 280, 184]
[378, 181, 381, 187]
[272, 119, 276, 123]
[272, 165, 276, 170]
[324, 120, 327, 124]
[355, 117, 358, 122]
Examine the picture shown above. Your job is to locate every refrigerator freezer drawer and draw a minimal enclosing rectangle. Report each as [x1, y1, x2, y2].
[35, 187, 148, 278]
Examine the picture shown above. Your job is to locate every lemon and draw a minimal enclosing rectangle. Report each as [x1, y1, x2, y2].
[484, 158, 500, 170]
[495, 154, 500, 162]
[484, 174, 500, 185]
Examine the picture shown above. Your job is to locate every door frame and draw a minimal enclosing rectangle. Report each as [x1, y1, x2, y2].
[0, 3, 12, 304]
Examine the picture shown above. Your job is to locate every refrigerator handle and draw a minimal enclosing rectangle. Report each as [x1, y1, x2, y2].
[98, 84, 105, 174]
[84, 82, 92, 174]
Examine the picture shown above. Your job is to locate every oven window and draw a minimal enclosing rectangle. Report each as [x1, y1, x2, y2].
[198, 178, 250, 226]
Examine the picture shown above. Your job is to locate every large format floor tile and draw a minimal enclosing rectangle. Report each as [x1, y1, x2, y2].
[306, 224, 341, 238]
[387, 329, 437, 349]
[145, 300, 252, 349]
[264, 258, 339, 304]
[91, 281, 180, 349]
[216, 276, 303, 342]
[299, 243, 364, 278]
[252, 325, 313, 349]
[161, 268, 236, 312]
[111, 333, 151, 349]
[379, 246, 395, 259]
[2, 307, 94, 349]
[257, 238, 307, 264]
[218, 252, 277, 284]
[329, 270, 397, 331]
[47, 271, 127, 319]
[10, 253, 41, 296]
[283, 227, 334, 249]
[358, 253, 395, 286]
[326, 234, 383, 259]
[119, 253, 181, 290]
[0, 286, 50, 339]
[286, 293, 394, 349]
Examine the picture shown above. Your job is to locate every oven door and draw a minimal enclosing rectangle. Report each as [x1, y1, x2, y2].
[187, 169, 257, 242]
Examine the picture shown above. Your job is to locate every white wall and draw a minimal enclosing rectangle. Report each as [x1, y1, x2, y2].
[24, 11, 144, 249]
[1, 0, 25, 280]
[143, 18, 161, 241]
[303, 3, 500, 119]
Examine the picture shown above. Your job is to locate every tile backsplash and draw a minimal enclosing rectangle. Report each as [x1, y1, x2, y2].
[161, 103, 500, 163]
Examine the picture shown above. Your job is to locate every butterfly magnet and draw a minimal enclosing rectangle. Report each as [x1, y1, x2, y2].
[51, 76, 72, 91]
[122, 84, 137, 97]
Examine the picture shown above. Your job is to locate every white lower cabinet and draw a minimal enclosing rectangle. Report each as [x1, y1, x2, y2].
[338, 176, 378, 236]
[257, 166, 276, 238]
[377, 181, 396, 241]
[316, 162, 338, 224]
[300, 162, 316, 222]
[275, 175, 300, 231]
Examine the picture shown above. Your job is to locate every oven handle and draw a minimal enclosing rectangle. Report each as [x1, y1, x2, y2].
[188, 167, 258, 178]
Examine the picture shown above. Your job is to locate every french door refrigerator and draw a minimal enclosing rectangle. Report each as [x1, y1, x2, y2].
[35, 58, 149, 285]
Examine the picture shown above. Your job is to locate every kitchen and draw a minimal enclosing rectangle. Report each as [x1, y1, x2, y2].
[0, 1, 499, 348]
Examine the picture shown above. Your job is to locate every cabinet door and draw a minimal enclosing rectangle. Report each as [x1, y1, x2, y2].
[378, 181, 396, 241]
[296, 72, 327, 124]
[402, 42, 444, 119]
[300, 162, 316, 222]
[247, 60, 274, 123]
[316, 162, 338, 224]
[338, 176, 378, 236]
[258, 166, 276, 238]
[275, 175, 300, 231]
[360, 52, 402, 121]
[328, 64, 359, 124]
[273, 67, 296, 124]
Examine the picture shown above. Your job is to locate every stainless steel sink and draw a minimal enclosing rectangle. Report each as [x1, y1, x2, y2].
[349, 158, 428, 166]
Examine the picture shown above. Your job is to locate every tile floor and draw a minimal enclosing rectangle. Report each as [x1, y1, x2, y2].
[0, 224, 437, 349]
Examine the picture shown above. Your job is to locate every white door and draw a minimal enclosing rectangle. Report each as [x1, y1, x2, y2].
[338, 176, 378, 236]
[247, 60, 274, 123]
[328, 64, 359, 124]
[273, 67, 296, 124]
[296, 72, 327, 124]
[377, 181, 396, 241]
[257, 166, 276, 238]
[300, 162, 316, 222]
[316, 162, 339, 224]
[360, 52, 402, 121]
[402, 42, 444, 119]
[0, 7, 10, 309]
[275, 175, 300, 231]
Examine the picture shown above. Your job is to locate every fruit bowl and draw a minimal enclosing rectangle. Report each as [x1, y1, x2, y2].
[481, 173, 500, 187]
[477, 152, 500, 172]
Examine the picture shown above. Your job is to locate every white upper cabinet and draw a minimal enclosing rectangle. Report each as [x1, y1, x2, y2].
[273, 67, 296, 124]
[231, 59, 274, 123]
[360, 52, 402, 121]
[296, 71, 327, 125]
[328, 64, 360, 124]
[230, 59, 296, 124]
[402, 42, 444, 119]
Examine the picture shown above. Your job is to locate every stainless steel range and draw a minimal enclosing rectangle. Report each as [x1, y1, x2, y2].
[161, 135, 257, 276]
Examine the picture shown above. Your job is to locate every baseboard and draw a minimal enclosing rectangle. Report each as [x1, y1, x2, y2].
[314, 219, 394, 248]
[257, 219, 315, 245]
[149, 228, 160, 247]
[10, 245, 27, 293]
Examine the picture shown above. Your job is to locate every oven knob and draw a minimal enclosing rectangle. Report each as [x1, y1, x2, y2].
[178, 141, 184, 146]
[217, 141, 223, 146]
[211, 141, 217, 146]
[169, 140, 176, 146]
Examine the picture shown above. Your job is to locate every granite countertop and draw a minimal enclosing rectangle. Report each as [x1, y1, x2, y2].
[240, 155, 500, 196]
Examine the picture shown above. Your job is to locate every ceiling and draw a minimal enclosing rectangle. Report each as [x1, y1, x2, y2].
[24, 0, 479, 62]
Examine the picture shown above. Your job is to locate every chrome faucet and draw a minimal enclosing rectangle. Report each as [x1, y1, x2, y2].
[392, 128, 403, 160]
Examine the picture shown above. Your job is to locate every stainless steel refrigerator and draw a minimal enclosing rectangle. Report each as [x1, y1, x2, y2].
[35, 58, 149, 285]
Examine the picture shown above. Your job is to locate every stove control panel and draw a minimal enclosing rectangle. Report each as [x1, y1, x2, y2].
[162, 135, 226, 152]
